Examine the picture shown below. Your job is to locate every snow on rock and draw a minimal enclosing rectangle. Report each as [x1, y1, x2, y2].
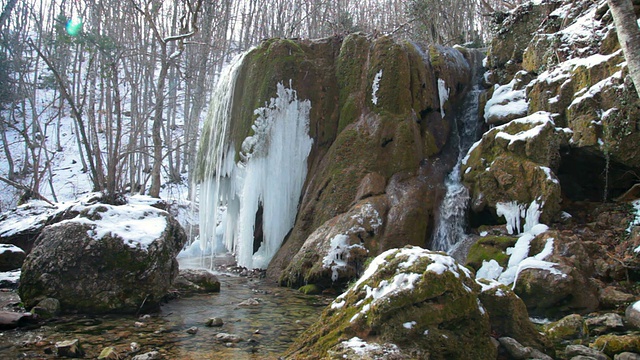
[335, 337, 401, 358]
[59, 203, 168, 250]
[484, 77, 528, 124]
[298, 246, 495, 359]
[0, 269, 20, 288]
[628, 199, 640, 238]
[323, 234, 366, 282]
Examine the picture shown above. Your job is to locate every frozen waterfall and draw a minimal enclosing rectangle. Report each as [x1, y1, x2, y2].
[190, 53, 313, 269]
[432, 84, 482, 252]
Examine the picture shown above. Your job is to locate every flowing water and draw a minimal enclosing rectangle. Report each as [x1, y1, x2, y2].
[432, 51, 485, 253]
[0, 274, 329, 359]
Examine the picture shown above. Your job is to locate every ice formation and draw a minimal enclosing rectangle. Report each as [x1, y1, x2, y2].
[495, 199, 542, 235]
[437, 78, 450, 118]
[196, 53, 314, 269]
[372, 70, 383, 105]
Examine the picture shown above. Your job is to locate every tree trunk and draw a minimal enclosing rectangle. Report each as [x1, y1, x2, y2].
[608, 0, 640, 95]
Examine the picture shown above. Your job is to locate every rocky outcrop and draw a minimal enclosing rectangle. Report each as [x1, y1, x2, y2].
[19, 202, 186, 314]
[266, 36, 481, 286]
[462, 111, 570, 224]
[286, 247, 497, 359]
[195, 33, 484, 284]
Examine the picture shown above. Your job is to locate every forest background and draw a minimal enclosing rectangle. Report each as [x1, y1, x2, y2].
[0, 0, 528, 211]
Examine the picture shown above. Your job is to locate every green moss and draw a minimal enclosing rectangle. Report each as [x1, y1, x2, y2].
[367, 37, 412, 114]
[466, 236, 516, 271]
[591, 334, 640, 356]
[298, 284, 322, 295]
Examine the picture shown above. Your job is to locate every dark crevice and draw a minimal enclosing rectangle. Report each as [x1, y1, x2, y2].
[381, 138, 393, 147]
[253, 202, 264, 255]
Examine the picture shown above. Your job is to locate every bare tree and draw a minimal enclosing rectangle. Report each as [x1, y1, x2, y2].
[608, 0, 640, 96]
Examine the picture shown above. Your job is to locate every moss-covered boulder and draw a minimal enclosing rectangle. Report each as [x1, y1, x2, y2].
[544, 314, 589, 345]
[462, 111, 570, 224]
[513, 262, 599, 318]
[591, 334, 640, 357]
[478, 280, 554, 356]
[466, 236, 517, 271]
[285, 246, 496, 359]
[19, 203, 186, 314]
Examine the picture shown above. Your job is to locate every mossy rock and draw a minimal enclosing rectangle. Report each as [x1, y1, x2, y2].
[544, 314, 589, 345]
[466, 236, 517, 270]
[462, 112, 569, 223]
[591, 334, 640, 357]
[285, 246, 496, 360]
[478, 280, 554, 356]
[299, 284, 323, 295]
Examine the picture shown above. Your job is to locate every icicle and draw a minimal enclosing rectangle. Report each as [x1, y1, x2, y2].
[195, 74, 313, 269]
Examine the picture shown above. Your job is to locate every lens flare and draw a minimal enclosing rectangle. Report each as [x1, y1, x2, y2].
[66, 17, 83, 36]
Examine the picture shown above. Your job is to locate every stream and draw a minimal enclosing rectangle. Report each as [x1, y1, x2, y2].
[0, 270, 330, 359]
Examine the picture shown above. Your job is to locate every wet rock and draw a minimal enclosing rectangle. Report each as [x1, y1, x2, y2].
[0, 244, 26, 271]
[585, 313, 624, 335]
[173, 269, 220, 294]
[565, 344, 609, 360]
[0, 310, 35, 329]
[600, 287, 636, 309]
[55, 339, 84, 358]
[615, 353, 640, 360]
[626, 301, 640, 329]
[237, 298, 260, 307]
[286, 246, 496, 359]
[215, 333, 243, 343]
[186, 326, 198, 334]
[132, 351, 161, 360]
[18, 202, 187, 314]
[206, 317, 223, 327]
[97, 346, 119, 359]
[478, 280, 554, 355]
[498, 337, 554, 360]
[31, 297, 60, 319]
[544, 314, 589, 344]
[591, 334, 640, 357]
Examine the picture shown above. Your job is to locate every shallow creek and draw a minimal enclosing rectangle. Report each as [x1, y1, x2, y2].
[0, 274, 331, 359]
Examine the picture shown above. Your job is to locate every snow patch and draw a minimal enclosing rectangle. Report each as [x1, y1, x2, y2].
[496, 199, 542, 235]
[323, 234, 365, 282]
[59, 203, 168, 250]
[476, 259, 504, 280]
[484, 78, 527, 123]
[403, 321, 417, 329]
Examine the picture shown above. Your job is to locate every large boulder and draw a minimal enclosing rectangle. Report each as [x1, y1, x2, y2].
[462, 111, 570, 225]
[19, 202, 186, 314]
[285, 246, 497, 359]
[478, 280, 554, 356]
